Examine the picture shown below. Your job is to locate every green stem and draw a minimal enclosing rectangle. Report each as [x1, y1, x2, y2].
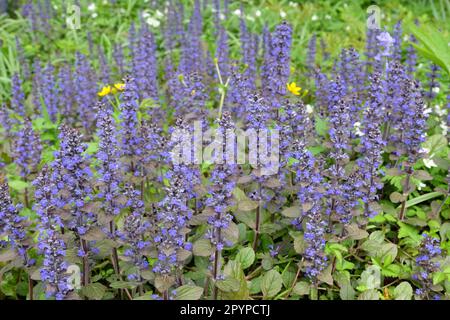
[399, 169, 412, 221]
[81, 239, 90, 287]
[252, 183, 262, 251]
[28, 274, 33, 300]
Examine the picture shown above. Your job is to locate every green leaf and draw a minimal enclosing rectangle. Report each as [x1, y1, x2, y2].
[413, 170, 433, 181]
[235, 247, 255, 269]
[281, 268, 296, 288]
[397, 192, 444, 210]
[261, 270, 283, 298]
[293, 234, 306, 254]
[358, 289, 380, 300]
[369, 231, 385, 243]
[222, 261, 249, 299]
[16, 282, 29, 297]
[281, 206, 300, 218]
[238, 200, 259, 211]
[440, 222, 450, 242]
[86, 142, 99, 155]
[398, 222, 422, 244]
[81, 283, 107, 300]
[339, 281, 356, 300]
[381, 264, 402, 277]
[385, 168, 404, 177]
[216, 278, 241, 293]
[292, 281, 310, 296]
[133, 293, 159, 300]
[154, 274, 176, 292]
[223, 221, 239, 245]
[315, 116, 329, 137]
[0, 249, 17, 262]
[232, 187, 248, 201]
[359, 265, 381, 290]
[376, 243, 398, 266]
[317, 264, 333, 286]
[192, 238, 212, 257]
[345, 224, 369, 240]
[433, 272, 447, 285]
[390, 192, 406, 204]
[248, 276, 262, 294]
[109, 281, 139, 289]
[8, 179, 29, 191]
[336, 259, 355, 271]
[326, 243, 348, 262]
[409, 23, 450, 75]
[81, 227, 106, 241]
[261, 257, 273, 270]
[423, 134, 447, 156]
[394, 282, 413, 300]
[175, 285, 204, 300]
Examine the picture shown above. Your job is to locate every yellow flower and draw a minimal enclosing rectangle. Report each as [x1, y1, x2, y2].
[98, 85, 111, 97]
[113, 83, 125, 91]
[111, 83, 125, 94]
[287, 82, 301, 96]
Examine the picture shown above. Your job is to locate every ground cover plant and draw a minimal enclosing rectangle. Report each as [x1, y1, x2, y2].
[0, 0, 450, 300]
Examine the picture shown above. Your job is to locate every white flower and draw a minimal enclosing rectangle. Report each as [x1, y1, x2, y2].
[311, 14, 318, 21]
[306, 104, 314, 114]
[424, 107, 432, 115]
[156, 10, 164, 18]
[219, 13, 225, 20]
[142, 11, 150, 19]
[346, 26, 351, 31]
[423, 158, 437, 168]
[88, 3, 96, 11]
[91, 12, 98, 18]
[440, 121, 448, 135]
[289, 1, 298, 7]
[354, 122, 364, 136]
[434, 104, 446, 117]
[432, 87, 440, 94]
[146, 17, 160, 28]
[325, 15, 331, 20]
[255, 10, 261, 17]
[403, 35, 409, 41]
[233, 9, 241, 17]
[280, 10, 287, 18]
[417, 181, 427, 191]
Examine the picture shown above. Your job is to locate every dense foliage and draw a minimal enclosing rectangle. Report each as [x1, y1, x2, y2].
[0, 0, 450, 300]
